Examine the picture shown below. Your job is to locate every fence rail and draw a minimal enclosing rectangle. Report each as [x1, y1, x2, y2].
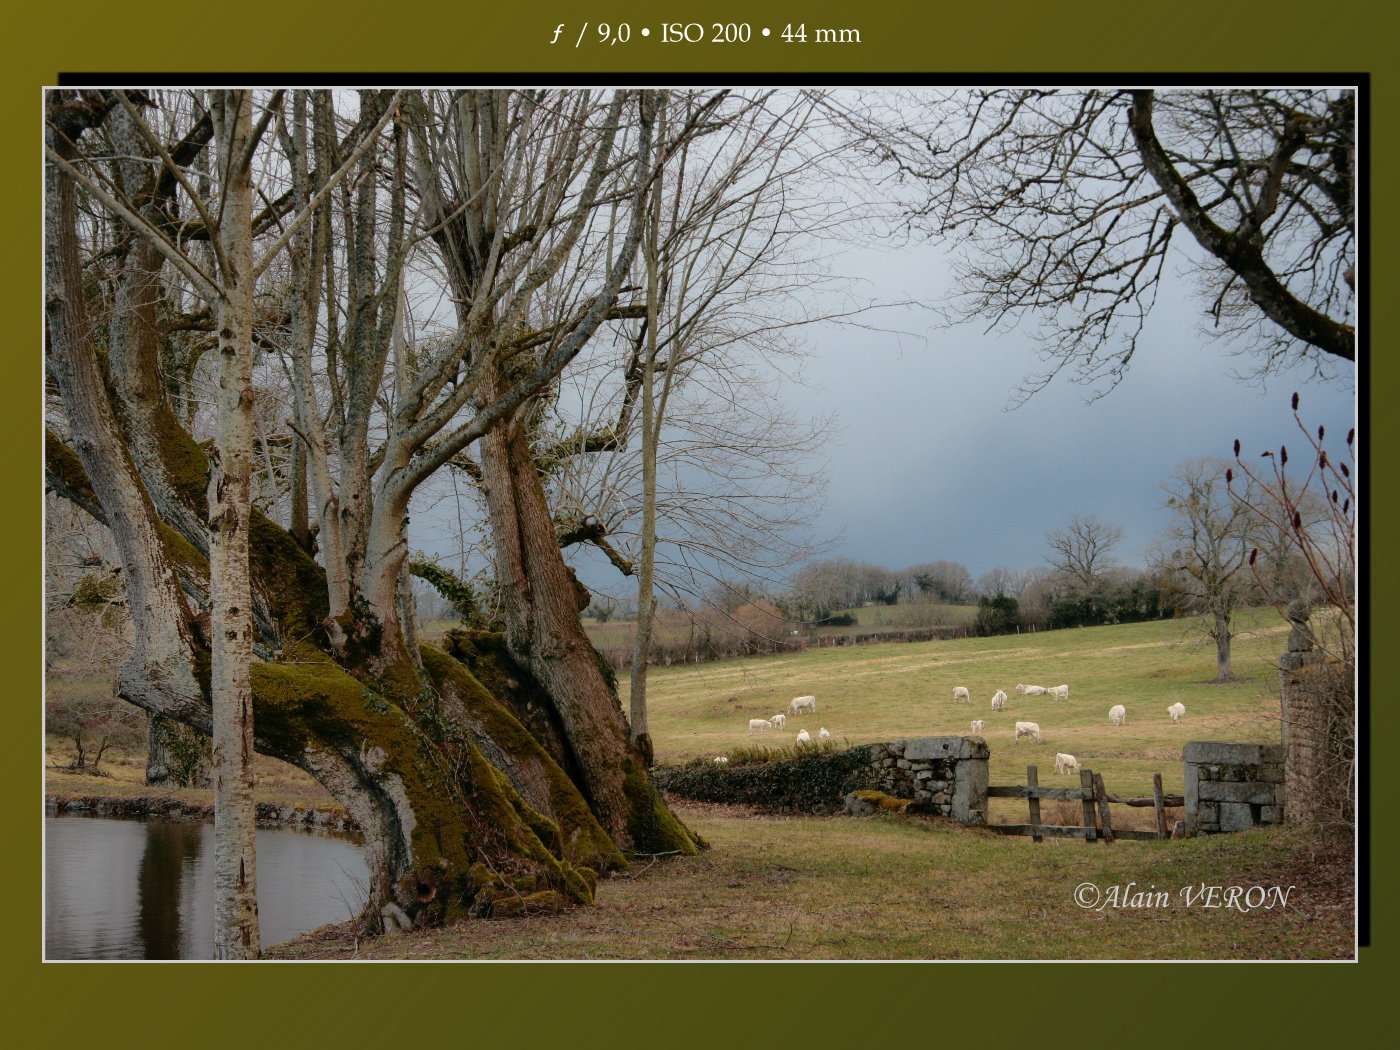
[986, 767, 1174, 843]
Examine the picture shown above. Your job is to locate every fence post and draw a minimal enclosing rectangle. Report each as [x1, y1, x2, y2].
[1152, 772, 1168, 840]
[1079, 769, 1097, 843]
[1027, 765, 1042, 843]
[1093, 772, 1115, 844]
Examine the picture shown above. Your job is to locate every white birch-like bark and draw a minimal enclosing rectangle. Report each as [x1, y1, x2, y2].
[208, 90, 260, 960]
[628, 99, 667, 756]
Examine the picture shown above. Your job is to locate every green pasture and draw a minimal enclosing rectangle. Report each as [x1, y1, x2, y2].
[629, 609, 1291, 803]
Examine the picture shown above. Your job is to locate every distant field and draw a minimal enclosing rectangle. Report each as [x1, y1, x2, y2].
[814, 603, 977, 633]
[628, 609, 1291, 806]
[423, 603, 979, 653]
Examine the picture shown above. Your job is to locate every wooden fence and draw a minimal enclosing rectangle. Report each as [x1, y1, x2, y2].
[984, 766, 1178, 843]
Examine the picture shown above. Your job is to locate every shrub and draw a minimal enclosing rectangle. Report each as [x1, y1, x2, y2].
[653, 743, 876, 812]
[46, 692, 146, 773]
[974, 593, 1020, 636]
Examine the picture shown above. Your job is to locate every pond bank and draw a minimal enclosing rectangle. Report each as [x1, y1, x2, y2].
[45, 792, 360, 833]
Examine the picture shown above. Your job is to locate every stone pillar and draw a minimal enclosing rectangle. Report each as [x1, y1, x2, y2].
[1278, 598, 1325, 824]
[869, 736, 989, 825]
[1183, 742, 1286, 835]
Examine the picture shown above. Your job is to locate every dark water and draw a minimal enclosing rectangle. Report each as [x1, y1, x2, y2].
[45, 814, 369, 960]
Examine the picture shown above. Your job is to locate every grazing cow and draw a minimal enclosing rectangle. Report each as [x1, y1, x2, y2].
[991, 690, 1007, 711]
[1048, 684, 1069, 700]
[970, 720, 985, 733]
[1108, 705, 1127, 726]
[788, 695, 817, 716]
[952, 686, 972, 704]
[749, 719, 773, 735]
[1054, 753, 1080, 775]
[1167, 703, 1186, 724]
[1015, 721, 1042, 743]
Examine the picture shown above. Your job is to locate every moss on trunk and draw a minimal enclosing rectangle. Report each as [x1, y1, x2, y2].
[248, 656, 601, 920]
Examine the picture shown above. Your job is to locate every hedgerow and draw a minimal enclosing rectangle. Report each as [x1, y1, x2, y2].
[651, 743, 877, 812]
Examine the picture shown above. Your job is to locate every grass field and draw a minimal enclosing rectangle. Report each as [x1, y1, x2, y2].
[632, 608, 1292, 812]
[269, 797, 1351, 960]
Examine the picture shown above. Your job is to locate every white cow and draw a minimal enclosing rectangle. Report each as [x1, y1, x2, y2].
[770, 713, 786, 730]
[1054, 753, 1081, 776]
[1015, 721, 1042, 743]
[952, 686, 972, 704]
[970, 720, 985, 733]
[991, 690, 1007, 711]
[1167, 703, 1186, 724]
[795, 729, 811, 744]
[818, 727, 831, 739]
[748, 718, 773, 735]
[714, 756, 729, 765]
[1048, 684, 1069, 700]
[788, 695, 817, 716]
[1108, 704, 1127, 726]
[1017, 684, 1049, 696]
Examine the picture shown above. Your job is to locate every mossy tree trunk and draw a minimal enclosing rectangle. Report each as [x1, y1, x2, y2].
[476, 366, 699, 855]
[46, 88, 704, 939]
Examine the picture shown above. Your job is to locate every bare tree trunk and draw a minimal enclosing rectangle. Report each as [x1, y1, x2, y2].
[477, 368, 698, 854]
[628, 113, 666, 767]
[1213, 609, 1234, 682]
[208, 91, 260, 959]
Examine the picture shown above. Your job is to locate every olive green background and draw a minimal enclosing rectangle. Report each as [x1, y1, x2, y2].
[8, 2, 1389, 1045]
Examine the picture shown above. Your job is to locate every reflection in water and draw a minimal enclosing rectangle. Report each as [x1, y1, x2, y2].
[46, 815, 367, 960]
[136, 821, 203, 959]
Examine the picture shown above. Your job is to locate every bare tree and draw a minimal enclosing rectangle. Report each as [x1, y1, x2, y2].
[45, 88, 732, 937]
[1229, 394, 1355, 661]
[974, 566, 1034, 599]
[1229, 394, 1355, 835]
[1043, 515, 1124, 598]
[1154, 458, 1262, 681]
[839, 88, 1355, 401]
[905, 561, 973, 604]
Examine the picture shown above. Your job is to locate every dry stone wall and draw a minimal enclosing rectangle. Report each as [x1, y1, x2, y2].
[854, 736, 990, 824]
[1183, 742, 1285, 835]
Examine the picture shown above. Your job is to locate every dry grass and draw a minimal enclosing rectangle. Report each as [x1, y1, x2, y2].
[267, 798, 1352, 961]
[44, 735, 337, 808]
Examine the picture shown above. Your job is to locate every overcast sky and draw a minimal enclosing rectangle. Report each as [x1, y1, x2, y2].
[770, 238, 1356, 582]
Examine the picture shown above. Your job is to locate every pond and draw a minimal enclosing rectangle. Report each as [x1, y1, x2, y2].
[45, 814, 369, 960]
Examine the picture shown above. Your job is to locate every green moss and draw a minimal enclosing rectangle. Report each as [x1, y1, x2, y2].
[249, 661, 474, 902]
[490, 890, 557, 918]
[157, 520, 208, 576]
[44, 429, 102, 511]
[147, 399, 212, 511]
[622, 757, 701, 857]
[409, 558, 482, 626]
[248, 510, 329, 638]
[420, 641, 625, 872]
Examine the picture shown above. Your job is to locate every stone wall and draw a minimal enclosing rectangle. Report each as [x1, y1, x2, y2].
[1183, 742, 1285, 835]
[653, 736, 990, 823]
[861, 736, 989, 825]
[1279, 651, 1336, 827]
